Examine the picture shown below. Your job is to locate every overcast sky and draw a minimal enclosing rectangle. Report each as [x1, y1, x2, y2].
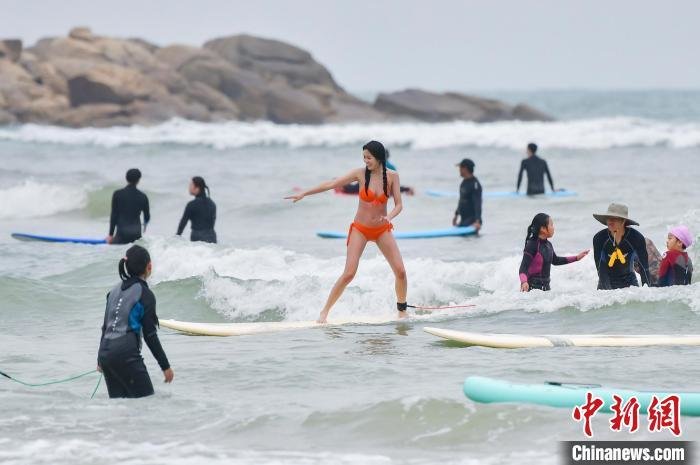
[2, 0, 698, 92]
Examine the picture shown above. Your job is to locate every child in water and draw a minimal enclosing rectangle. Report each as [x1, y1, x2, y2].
[97, 245, 173, 398]
[519, 213, 589, 291]
[658, 225, 694, 286]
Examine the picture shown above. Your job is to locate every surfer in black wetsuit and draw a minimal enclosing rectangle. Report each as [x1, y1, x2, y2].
[97, 245, 173, 398]
[516, 143, 555, 195]
[107, 169, 150, 244]
[177, 176, 217, 243]
[452, 158, 482, 231]
[592, 203, 650, 289]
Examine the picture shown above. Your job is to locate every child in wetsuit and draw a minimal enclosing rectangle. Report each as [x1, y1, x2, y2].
[97, 245, 173, 398]
[658, 225, 694, 286]
[519, 213, 589, 291]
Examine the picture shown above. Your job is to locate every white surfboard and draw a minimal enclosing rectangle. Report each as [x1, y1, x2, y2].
[160, 317, 401, 336]
[423, 327, 700, 349]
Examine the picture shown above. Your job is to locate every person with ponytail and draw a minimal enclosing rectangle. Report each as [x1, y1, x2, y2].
[286, 140, 408, 323]
[518, 213, 589, 291]
[97, 245, 174, 398]
[177, 176, 217, 243]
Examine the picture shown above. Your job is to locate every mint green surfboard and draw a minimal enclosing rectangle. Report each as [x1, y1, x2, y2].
[464, 376, 700, 416]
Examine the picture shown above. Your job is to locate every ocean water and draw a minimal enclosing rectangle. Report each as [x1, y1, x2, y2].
[1, 90, 700, 464]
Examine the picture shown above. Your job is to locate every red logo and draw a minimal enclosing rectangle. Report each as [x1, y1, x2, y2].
[648, 395, 681, 437]
[572, 392, 604, 437]
[572, 392, 682, 437]
[610, 395, 640, 433]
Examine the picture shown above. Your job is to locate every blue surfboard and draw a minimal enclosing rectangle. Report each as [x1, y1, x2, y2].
[11, 233, 107, 245]
[426, 189, 577, 198]
[464, 376, 700, 416]
[317, 226, 476, 240]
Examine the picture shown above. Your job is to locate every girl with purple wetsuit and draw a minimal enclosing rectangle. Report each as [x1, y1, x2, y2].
[519, 213, 589, 291]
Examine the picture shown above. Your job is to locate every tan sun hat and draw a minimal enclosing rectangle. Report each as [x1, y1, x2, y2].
[593, 203, 639, 226]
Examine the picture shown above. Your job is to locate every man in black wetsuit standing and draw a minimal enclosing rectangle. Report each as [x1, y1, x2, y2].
[107, 168, 150, 244]
[592, 203, 650, 289]
[516, 143, 555, 195]
[452, 158, 482, 232]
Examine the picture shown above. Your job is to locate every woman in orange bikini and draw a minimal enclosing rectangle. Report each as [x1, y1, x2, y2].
[286, 140, 407, 323]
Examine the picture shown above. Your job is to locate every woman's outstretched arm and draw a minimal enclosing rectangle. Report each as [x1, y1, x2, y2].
[286, 169, 360, 202]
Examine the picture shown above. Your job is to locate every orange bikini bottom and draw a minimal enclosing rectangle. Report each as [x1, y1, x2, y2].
[347, 222, 393, 245]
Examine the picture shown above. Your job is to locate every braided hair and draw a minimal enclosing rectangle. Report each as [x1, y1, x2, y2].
[118, 245, 151, 281]
[362, 140, 388, 196]
[525, 213, 550, 245]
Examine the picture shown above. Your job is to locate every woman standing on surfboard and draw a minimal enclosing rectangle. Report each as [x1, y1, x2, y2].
[286, 141, 407, 323]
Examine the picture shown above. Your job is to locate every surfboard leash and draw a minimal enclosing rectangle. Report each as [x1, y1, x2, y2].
[0, 368, 102, 398]
[407, 304, 476, 310]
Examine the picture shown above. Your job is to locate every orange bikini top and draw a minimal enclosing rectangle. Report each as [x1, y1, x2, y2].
[359, 187, 388, 205]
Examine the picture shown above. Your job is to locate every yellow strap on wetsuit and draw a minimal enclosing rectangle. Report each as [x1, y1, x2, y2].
[608, 247, 626, 267]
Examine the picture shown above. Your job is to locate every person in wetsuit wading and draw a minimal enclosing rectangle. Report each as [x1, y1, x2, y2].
[107, 168, 150, 244]
[657, 225, 694, 287]
[518, 213, 589, 291]
[516, 143, 555, 195]
[592, 203, 650, 289]
[97, 245, 173, 398]
[452, 158, 482, 232]
[177, 176, 217, 243]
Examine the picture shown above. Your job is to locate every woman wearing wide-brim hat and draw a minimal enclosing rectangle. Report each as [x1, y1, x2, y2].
[592, 203, 651, 289]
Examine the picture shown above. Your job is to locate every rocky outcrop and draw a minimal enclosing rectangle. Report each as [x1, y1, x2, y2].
[0, 28, 552, 126]
[204, 35, 340, 91]
[512, 103, 553, 122]
[0, 39, 22, 62]
[158, 45, 268, 119]
[0, 109, 17, 125]
[373, 89, 553, 122]
[67, 64, 167, 106]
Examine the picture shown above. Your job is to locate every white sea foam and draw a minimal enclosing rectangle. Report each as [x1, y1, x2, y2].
[1, 117, 699, 150]
[145, 238, 700, 322]
[0, 180, 87, 219]
[0, 437, 552, 465]
[0, 439, 395, 465]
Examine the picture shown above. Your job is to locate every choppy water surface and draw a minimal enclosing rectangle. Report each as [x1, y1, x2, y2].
[1, 91, 700, 464]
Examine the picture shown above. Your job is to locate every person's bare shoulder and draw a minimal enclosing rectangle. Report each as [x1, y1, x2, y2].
[387, 170, 401, 191]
